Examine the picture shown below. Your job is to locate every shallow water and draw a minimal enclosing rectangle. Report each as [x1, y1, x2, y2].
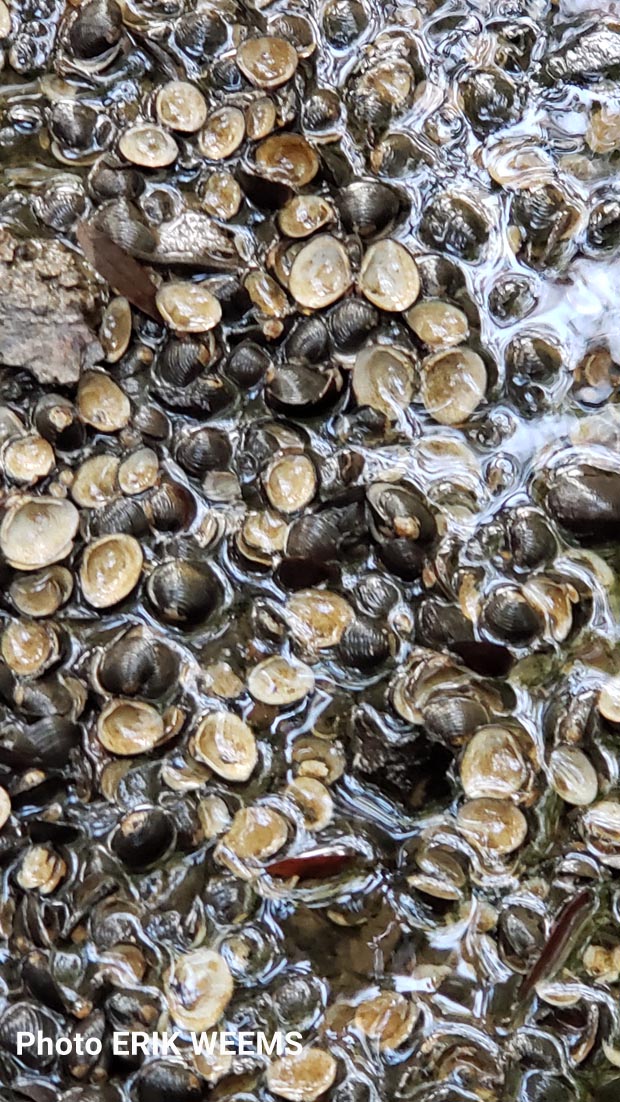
[2, 1, 620, 1101]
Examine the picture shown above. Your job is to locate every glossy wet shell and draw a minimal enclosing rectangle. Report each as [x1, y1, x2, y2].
[266, 1048, 338, 1102]
[237, 36, 298, 89]
[456, 797, 528, 855]
[0, 497, 79, 570]
[421, 347, 487, 425]
[221, 805, 288, 860]
[97, 699, 165, 756]
[156, 81, 207, 132]
[289, 235, 352, 310]
[192, 712, 258, 781]
[80, 535, 143, 608]
[255, 134, 319, 187]
[119, 125, 178, 168]
[359, 240, 420, 312]
[287, 589, 354, 648]
[166, 949, 233, 1031]
[352, 345, 415, 420]
[156, 282, 222, 332]
[248, 656, 315, 705]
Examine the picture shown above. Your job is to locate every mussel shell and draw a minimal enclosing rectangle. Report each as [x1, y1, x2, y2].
[285, 316, 330, 363]
[49, 102, 99, 152]
[95, 199, 157, 258]
[545, 462, 620, 538]
[266, 364, 342, 414]
[338, 180, 404, 238]
[88, 158, 145, 202]
[422, 694, 489, 744]
[481, 585, 543, 645]
[146, 480, 196, 533]
[226, 341, 271, 387]
[0, 716, 80, 768]
[337, 618, 390, 669]
[367, 483, 437, 543]
[146, 560, 221, 625]
[175, 428, 232, 478]
[158, 338, 207, 387]
[416, 600, 474, 647]
[459, 68, 518, 136]
[97, 629, 179, 697]
[0, 1002, 59, 1067]
[419, 193, 489, 262]
[174, 10, 227, 59]
[34, 394, 84, 451]
[133, 1061, 203, 1102]
[68, 0, 122, 60]
[507, 508, 556, 569]
[329, 298, 378, 353]
[488, 274, 538, 324]
[587, 196, 620, 253]
[88, 498, 149, 538]
[112, 807, 175, 868]
[323, 0, 369, 47]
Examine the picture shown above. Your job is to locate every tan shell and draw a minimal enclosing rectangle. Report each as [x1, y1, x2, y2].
[287, 589, 354, 648]
[352, 345, 415, 420]
[192, 712, 258, 782]
[97, 698, 165, 756]
[80, 535, 143, 608]
[0, 496, 79, 570]
[354, 991, 414, 1050]
[0, 787, 10, 831]
[201, 171, 243, 220]
[166, 949, 233, 1031]
[119, 124, 178, 168]
[256, 134, 319, 188]
[77, 372, 131, 433]
[359, 240, 420, 312]
[199, 107, 246, 160]
[266, 1048, 338, 1102]
[4, 435, 55, 484]
[10, 565, 73, 617]
[1, 619, 59, 677]
[549, 746, 598, 806]
[17, 845, 66, 894]
[289, 235, 351, 310]
[246, 271, 288, 319]
[156, 80, 208, 133]
[71, 455, 120, 508]
[421, 347, 487, 425]
[156, 282, 222, 333]
[246, 96, 277, 140]
[0, 1, 10, 38]
[221, 805, 288, 860]
[99, 296, 132, 363]
[599, 675, 620, 723]
[456, 797, 527, 855]
[278, 195, 334, 239]
[237, 36, 298, 89]
[460, 725, 529, 800]
[118, 448, 159, 495]
[248, 656, 315, 705]
[264, 454, 317, 513]
[406, 299, 469, 347]
[285, 777, 334, 831]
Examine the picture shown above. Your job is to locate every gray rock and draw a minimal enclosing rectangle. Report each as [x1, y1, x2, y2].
[0, 229, 103, 385]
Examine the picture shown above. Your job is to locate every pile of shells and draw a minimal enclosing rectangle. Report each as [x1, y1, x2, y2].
[3, 1, 620, 1101]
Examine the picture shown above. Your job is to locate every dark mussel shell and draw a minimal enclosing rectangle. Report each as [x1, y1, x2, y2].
[481, 584, 543, 646]
[112, 807, 175, 868]
[175, 427, 233, 478]
[337, 180, 405, 238]
[97, 627, 179, 697]
[146, 559, 221, 625]
[145, 480, 196, 533]
[337, 618, 391, 670]
[329, 298, 378, 354]
[133, 1061, 204, 1102]
[68, 0, 123, 61]
[226, 341, 271, 387]
[266, 364, 343, 414]
[459, 68, 518, 136]
[323, 0, 369, 47]
[586, 194, 620, 253]
[285, 316, 330, 364]
[544, 462, 620, 539]
[157, 338, 209, 387]
[488, 273, 538, 324]
[419, 192, 489, 262]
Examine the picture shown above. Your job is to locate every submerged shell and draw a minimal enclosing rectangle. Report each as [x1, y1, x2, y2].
[0, 497, 79, 570]
[97, 698, 165, 756]
[248, 656, 315, 705]
[80, 535, 143, 608]
[359, 240, 420, 312]
[192, 712, 258, 781]
[156, 283, 222, 332]
[289, 235, 352, 310]
[266, 1049, 338, 1102]
[237, 36, 298, 89]
[421, 347, 487, 425]
[166, 949, 233, 1031]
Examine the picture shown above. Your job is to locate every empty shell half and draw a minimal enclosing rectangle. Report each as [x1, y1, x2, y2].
[192, 712, 258, 782]
[156, 282, 222, 332]
[80, 534, 143, 608]
[289, 235, 351, 310]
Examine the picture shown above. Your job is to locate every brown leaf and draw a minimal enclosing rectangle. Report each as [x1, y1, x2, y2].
[77, 221, 161, 322]
[266, 849, 357, 880]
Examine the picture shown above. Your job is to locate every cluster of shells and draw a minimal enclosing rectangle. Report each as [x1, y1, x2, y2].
[4, 1, 620, 1101]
